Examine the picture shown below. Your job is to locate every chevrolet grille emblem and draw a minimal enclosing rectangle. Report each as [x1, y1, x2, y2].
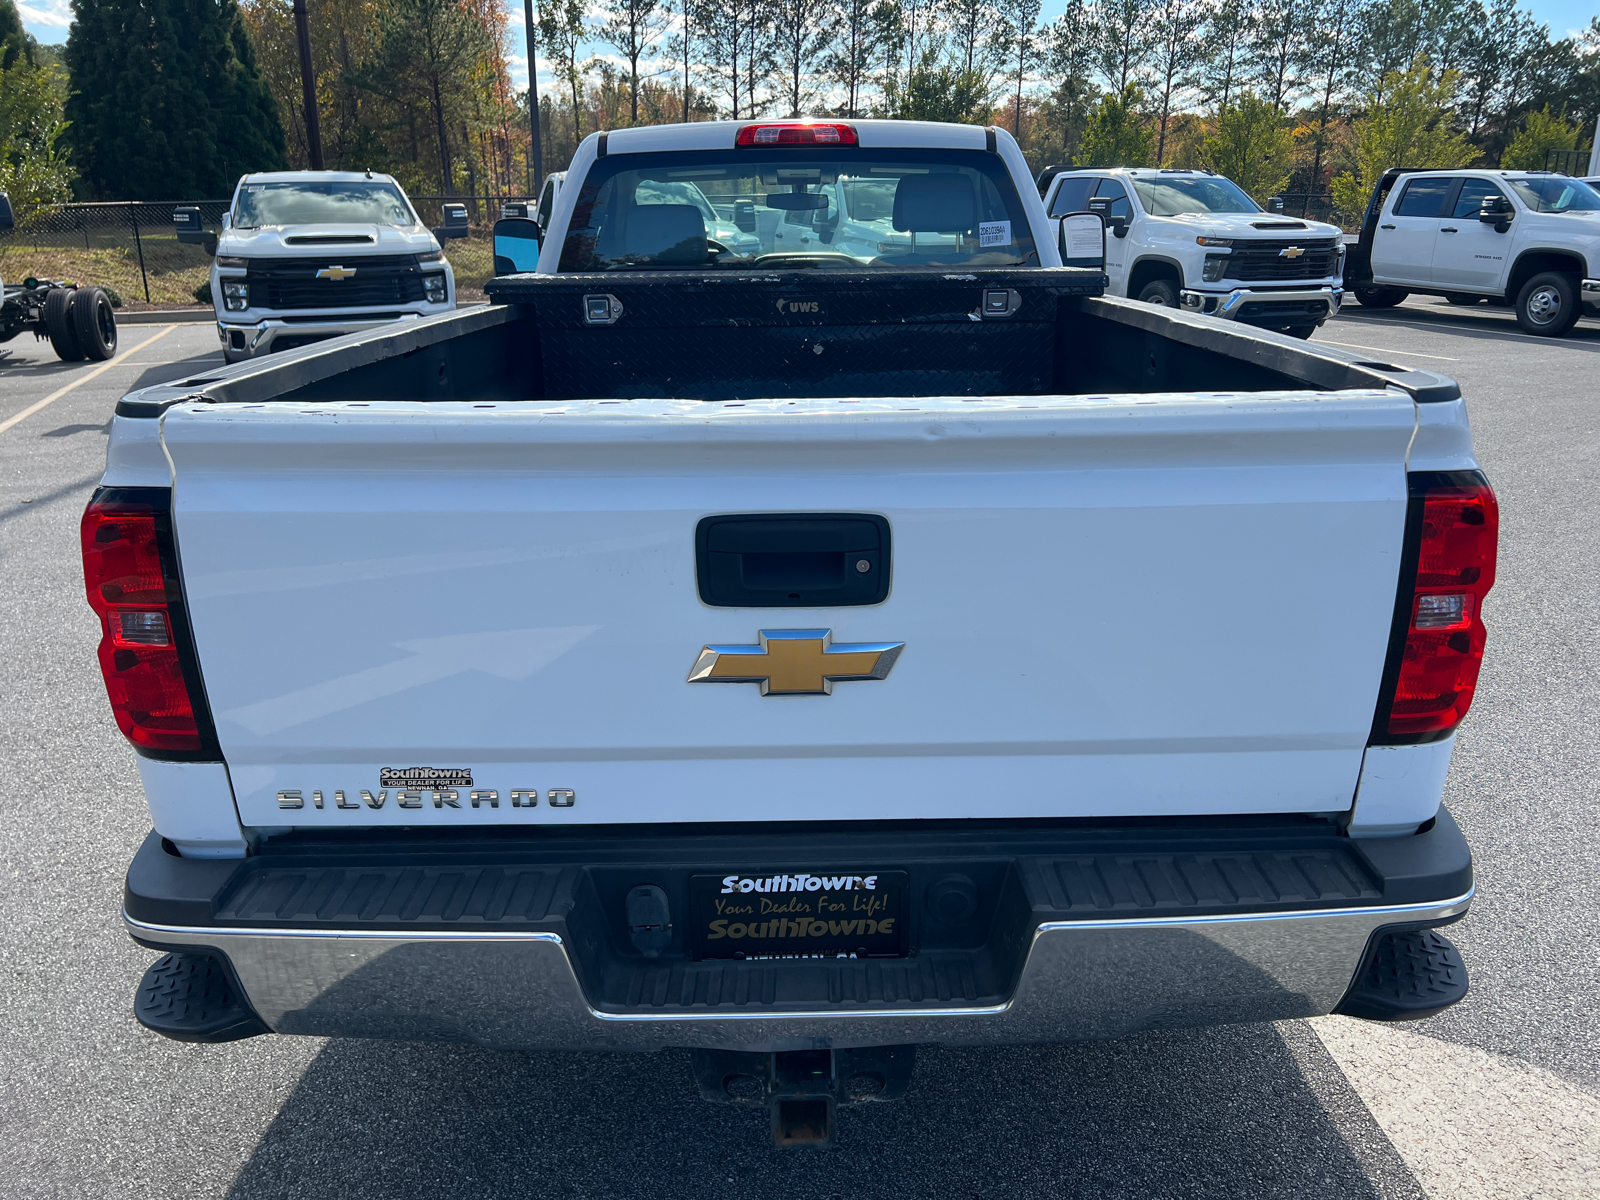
[688, 629, 904, 696]
[1279, 246, 1305, 259]
[316, 265, 358, 281]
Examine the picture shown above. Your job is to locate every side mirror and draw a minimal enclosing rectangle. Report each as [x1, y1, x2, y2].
[492, 216, 542, 274]
[501, 201, 531, 219]
[1058, 212, 1106, 269]
[174, 206, 205, 244]
[435, 203, 469, 240]
[1479, 196, 1513, 232]
[734, 199, 757, 233]
[0, 193, 13, 231]
[1267, 196, 1286, 214]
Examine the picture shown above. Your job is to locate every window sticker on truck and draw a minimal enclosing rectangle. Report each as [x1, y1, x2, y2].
[978, 220, 1011, 247]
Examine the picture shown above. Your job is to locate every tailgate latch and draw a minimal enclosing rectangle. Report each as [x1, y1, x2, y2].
[979, 288, 1022, 319]
[583, 293, 625, 325]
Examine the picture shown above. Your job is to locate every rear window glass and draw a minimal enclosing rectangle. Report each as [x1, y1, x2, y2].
[557, 148, 1038, 272]
[1393, 177, 1455, 218]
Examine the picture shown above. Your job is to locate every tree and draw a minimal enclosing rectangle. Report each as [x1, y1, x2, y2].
[771, 0, 831, 115]
[0, 0, 35, 68]
[900, 51, 990, 120]
[1500, 105, 1578, 168]
[352, 0, 492, 194]
[702, 0, 770, 117]
[944, 0, 997, 80]
[539, 0, 588, 145]
[1330, 57, 1478, 218]
[1299, 0, 1359, 196]
[1199, 0, 1251, 108]
[1147, 0, 1201, 163]
[994, 0, 1041, 134]
[826, 0, 876, 116]
[1200, 90, 1292, 199]
[65, 0, 288, 198]
[0, 24, 73, 205]
[1095, 0, 1155, 95]
[599, 0, 664, 125]
[1250, 0, 1308, 112]
[1074, 82, 1154, 165]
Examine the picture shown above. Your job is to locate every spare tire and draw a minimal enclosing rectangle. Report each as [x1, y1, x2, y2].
[71, 287, 118, 361]
[45, 288, 83, 361]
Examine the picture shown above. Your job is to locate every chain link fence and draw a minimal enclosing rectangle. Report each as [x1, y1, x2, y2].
[0, 195, 530, 311]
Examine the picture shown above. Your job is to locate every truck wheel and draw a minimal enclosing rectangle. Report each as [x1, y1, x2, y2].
[1514, 272, 1580, 336]
[45, 288, 83, 361]
[71, 287, 118, 361]
[1136, 279, 1179, 307]
[1352, 286, 1407, 308]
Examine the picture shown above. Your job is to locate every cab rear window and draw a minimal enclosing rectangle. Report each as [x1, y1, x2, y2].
[557, 148, 1037, 272]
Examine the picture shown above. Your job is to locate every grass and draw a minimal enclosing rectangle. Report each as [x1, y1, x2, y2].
[0, 232, 498, 309]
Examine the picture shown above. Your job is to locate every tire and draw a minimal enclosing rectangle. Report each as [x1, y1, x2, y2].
[70, 287, 117, 361]
[1514, 271, 1580, 336]
[1282, 324, 1318, 339]
[1136, 278, 1179, 306]
[1443, 293, 1483, 306]
[45, 287, 83, 361]
[1352, 285, 1407, 308]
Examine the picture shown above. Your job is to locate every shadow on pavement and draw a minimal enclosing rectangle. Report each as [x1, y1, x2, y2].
[224, 1023, 1420, 1200]
[1337, 302, 1600, 348]
[127, 351, 224, 393]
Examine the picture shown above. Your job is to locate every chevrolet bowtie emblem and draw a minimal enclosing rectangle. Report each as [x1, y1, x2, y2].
[316, 265, 358, 281]
[1278, 246, 1305, 259]
[688, 629, 904, 696]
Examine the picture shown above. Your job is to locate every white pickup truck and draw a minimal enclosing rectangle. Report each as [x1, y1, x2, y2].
[1038, 167, 1345, 337]
[177, 171, 462, 364]
[100, 121, 1491, 1146]
[1344, 168, 1600, 335]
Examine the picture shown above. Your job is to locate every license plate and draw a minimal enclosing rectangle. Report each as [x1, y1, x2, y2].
[689, 870, 909, 960]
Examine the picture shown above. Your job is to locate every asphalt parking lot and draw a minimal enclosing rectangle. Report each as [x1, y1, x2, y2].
[1, 298, 1597, 1199]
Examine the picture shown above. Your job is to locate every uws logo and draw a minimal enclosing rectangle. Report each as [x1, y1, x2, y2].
[775, 299, 821, 314]
[722, 872, 878, 894]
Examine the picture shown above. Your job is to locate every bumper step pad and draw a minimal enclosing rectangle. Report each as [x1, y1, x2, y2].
[134, 952, 269, 1043]
[1336, 928, 1468, 1021]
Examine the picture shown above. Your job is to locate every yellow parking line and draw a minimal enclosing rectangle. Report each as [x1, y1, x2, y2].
[0, 324, 179, 437]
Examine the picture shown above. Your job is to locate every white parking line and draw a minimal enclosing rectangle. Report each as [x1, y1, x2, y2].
[1318, 337, 1460, 362]
[1311, 1016, 1600, 1198]
[0, 324, 178, 437]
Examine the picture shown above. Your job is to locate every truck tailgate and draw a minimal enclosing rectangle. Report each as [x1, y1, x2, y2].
[161, 390, 1415, 828]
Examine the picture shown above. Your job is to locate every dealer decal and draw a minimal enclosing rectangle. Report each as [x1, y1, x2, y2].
[690, 870, 908, 959]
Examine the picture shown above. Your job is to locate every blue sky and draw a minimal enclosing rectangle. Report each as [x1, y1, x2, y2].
[15, 0, 1596, 93]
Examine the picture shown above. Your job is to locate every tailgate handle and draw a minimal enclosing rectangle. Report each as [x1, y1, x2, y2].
[696, 514, 892, 608]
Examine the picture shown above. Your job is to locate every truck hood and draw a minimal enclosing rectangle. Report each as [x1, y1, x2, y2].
[216, 224, 441, 257]
[1151, 213, 1344, 240]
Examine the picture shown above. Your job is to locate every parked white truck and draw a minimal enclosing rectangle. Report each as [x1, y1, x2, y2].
[176, 171, 463, 364]
[102, 121, 1490, 1147]
[1038, 167, 1346, 337]
[1343, 167, 1600, 334]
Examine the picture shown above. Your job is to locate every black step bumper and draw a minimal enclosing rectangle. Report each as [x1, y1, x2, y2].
[124, 813, 1472, 1052]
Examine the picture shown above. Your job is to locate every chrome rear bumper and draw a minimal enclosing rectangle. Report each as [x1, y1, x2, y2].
[126, 889, 1471, 1053]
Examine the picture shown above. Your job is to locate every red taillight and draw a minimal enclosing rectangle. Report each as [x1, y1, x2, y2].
[735, 123, 858, 147]
[1382, 477, 1498, 737]
[81, 492, 204, 753]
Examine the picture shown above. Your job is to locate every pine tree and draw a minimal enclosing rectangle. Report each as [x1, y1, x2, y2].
[64, 0, 288, 199]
